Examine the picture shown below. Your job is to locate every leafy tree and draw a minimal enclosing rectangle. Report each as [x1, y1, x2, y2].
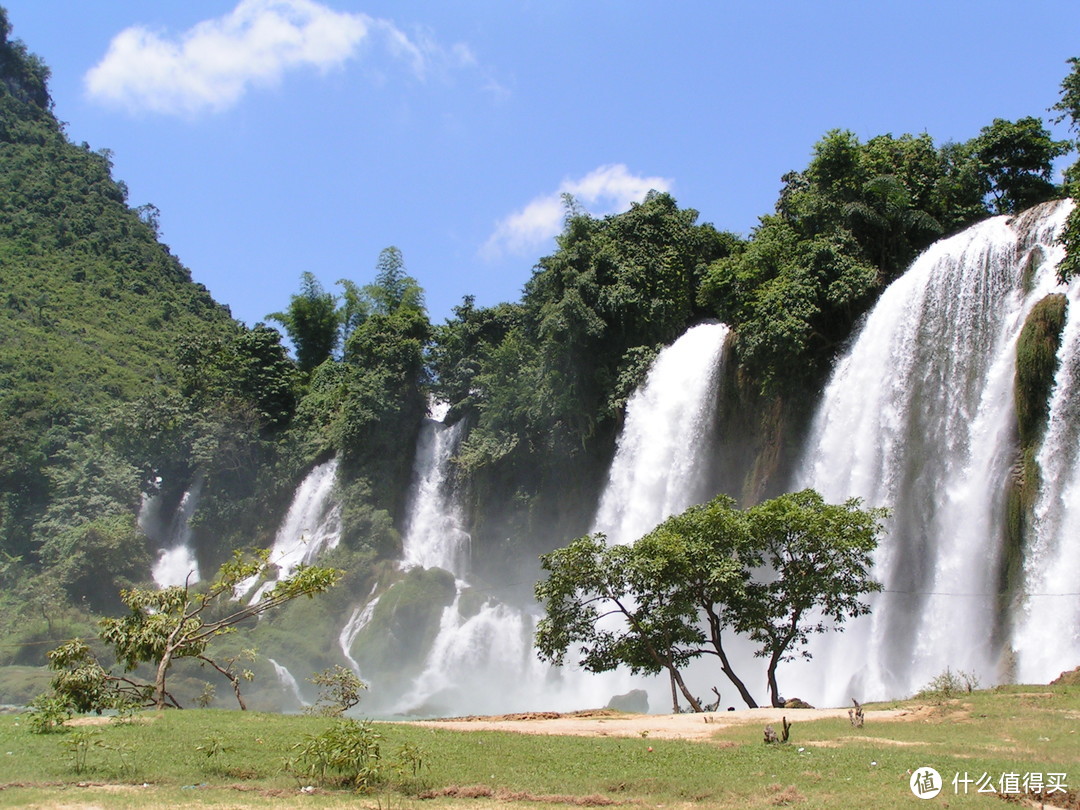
[269, 272, 339, 372]
[335, 247, 425, 347]
[336, 278, 371, 348]
[738, 490, 886, 707]
[428, 296, 523, 417]
[969, 117, 1069, 214]
[1052, 57, 1080, 282]
[306, 664, 367, 717]
[536, 496, 757, 711]
[46, 551, 341, 710]
[535, 490, 886, 709]
[536, 534, 714, 712]
[367, 246, 425, 317]
[703, 128, 997, 391]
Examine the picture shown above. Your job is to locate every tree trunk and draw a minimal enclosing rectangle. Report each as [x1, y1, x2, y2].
[767, 659, 782, 708]
[154, 649, 174, 710]
[704, 611, 758, 708]
[669, 665, 703, 713]
[669, 670, 680, 713]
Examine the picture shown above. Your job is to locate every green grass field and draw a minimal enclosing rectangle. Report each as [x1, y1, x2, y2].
[0, 683, 1077, 808]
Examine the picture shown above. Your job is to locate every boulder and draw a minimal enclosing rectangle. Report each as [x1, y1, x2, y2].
[606, 689, 649, 714]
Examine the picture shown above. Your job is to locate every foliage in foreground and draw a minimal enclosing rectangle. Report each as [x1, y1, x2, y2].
[2, 685, 1079, 809]
[536, 489, 887, 710]
[285, 718, 426, 791]
[37, 552, 340, 715]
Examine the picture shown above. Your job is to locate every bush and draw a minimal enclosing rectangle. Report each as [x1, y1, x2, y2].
[917, 667, 980, 701]
[305, 665, 366, 717]
[286, 718, 385, 790]
[24, 693, 72, 734]
[285, 718, 428, 792]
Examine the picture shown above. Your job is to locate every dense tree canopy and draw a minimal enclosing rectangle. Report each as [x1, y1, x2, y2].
[536, 491, 886, 709]
[268, 272, 340, 372]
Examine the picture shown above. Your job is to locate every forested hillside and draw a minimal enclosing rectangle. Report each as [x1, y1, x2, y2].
[1, 3, 1078, 710]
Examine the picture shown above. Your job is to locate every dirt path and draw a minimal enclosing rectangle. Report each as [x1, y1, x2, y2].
[405, 706, 913, 741]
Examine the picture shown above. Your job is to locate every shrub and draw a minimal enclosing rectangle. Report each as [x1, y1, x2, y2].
[286, 718, 385, 790]
[918, 667, 980, 700]
[305, 665, 366, 717]
[24, 693, 72, 733]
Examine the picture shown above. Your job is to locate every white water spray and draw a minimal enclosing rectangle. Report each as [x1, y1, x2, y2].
[268, 658, 308, 708]
[141, 476, 203, 588]
[400, 403, 470, 574]
[1014, 273, 1080, 682]
[592, 321, 731, 544]
[789, 201, 1074, 704]
[240, 458, 341, 603]
[371, 325, 732, 715]
[339, 595, 380, 676]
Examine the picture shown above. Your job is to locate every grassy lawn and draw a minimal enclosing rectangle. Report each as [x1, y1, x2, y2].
[0, 684, 1078, 808]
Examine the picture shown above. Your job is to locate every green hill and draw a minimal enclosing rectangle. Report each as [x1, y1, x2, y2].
[0, 9, 236, 593]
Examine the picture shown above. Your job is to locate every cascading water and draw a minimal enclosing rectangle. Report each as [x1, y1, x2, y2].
[240, 458, 341, 603]
[1013, 272, 1080, 682]
[592, 321, 731, 544]
[400, 403, 471, 574]
[788, 200, 1074, 705]
[268, 658, 308, 709]
[339, 591, 380, 676]
[361, 325, 733, 715]
[140, 476, 203, 588]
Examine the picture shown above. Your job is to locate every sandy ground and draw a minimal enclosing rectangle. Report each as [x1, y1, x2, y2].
[405, 706, 914, 741]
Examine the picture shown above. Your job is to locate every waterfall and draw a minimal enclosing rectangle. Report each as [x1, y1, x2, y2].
[339, 594, 380, 676]
[140, 476, 203, 588]
[240, 458, 341, 603]
[788, 200, 1073, 705]
[400, 403, 470, 574]
[360, 326, 730, 715]
[268, 658, 308, 709]
[1013, 273, 1080, 682]
[592, 322, 731, 544]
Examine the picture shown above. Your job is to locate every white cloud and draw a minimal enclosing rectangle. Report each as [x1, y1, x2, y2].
[84, 0, 472, 116]
[481, 164, 673, 260]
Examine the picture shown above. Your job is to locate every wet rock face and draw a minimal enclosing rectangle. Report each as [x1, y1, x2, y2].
[606, 688, 649, 714]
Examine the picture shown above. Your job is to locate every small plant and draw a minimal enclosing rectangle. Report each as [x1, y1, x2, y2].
[919, 667, 981, 700]
[286, 718, 385, 790]
[60, 728, 101, 774]
[195, 682, 216, 708]
[99, 739, 136, 776]
[195, 733, 234, 775]
[196, 734, 232, 760]
[306, 665, 367, 717]
[111, 695, 143, 724]
[24, 693, 73, 734]
[391, 742, 425, 782]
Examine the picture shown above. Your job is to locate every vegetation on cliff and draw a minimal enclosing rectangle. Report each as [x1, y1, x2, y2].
[0, 3, 1077, 706]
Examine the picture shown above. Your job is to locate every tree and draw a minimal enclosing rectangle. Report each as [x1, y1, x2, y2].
[535, 490, 886, 709]
[535, 497, 756, 710]
[738, 490, 886, 707]
[47, 551, 341, 711]
[969, 117, 1070, 214]
[268, 272, 340, 372]
[366, 246, 425, 317]
[537, 532, 713, 713]
[1051, 57, 1080, 282]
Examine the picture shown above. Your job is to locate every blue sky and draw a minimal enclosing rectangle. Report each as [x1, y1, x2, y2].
[5, 1, 1080, 329]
